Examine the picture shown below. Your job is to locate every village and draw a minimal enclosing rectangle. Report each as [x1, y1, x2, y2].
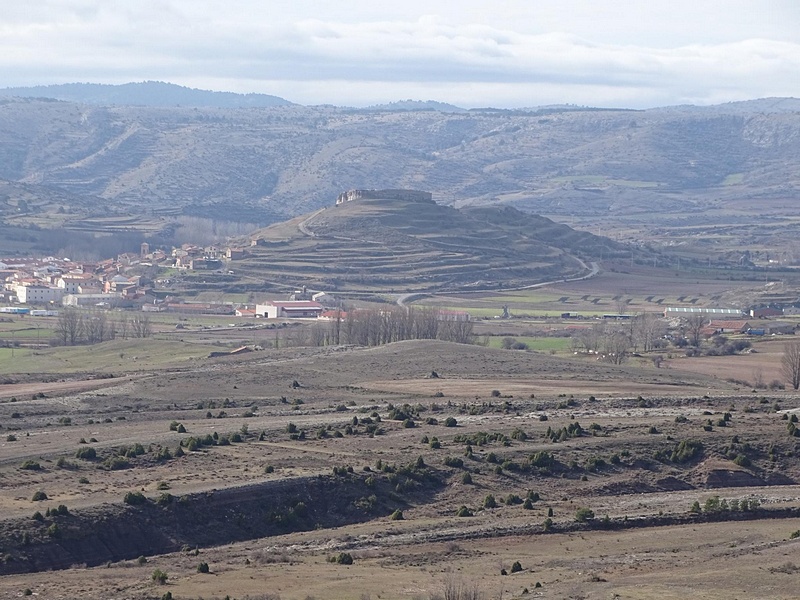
[3, 236, 800, 360]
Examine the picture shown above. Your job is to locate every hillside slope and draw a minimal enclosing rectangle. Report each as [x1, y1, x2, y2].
[235, 195, 627, 291]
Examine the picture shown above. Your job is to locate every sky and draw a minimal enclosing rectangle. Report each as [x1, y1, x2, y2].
[2, 0, 799, 108]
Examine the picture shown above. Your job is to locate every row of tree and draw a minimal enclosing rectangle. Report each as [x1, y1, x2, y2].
[54, 309, 152, 346]
[279, 307, 474, 348]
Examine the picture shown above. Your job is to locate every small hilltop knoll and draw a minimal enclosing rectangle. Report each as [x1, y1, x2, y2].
[235, 189, 630, 292]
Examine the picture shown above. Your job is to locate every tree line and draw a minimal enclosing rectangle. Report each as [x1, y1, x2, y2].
[279, 306, 474, 348]
[53, 308, 152, 346]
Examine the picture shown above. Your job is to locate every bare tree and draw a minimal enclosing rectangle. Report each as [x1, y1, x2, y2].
[55, 308, 83, 346]
[130, 314, 152, 338]
[438, 319, 475, 344]
[574, 321, 605, 353]
[308, 322, 327, 347]
[633, 312, 665, 352]
[781, 341, 800, 390]
[118, 313, 129, 340]
[602, 329, 631, 364]
[614, 296, 629, 316]
[84, 310, 108, 344]
[331, 308, 342, 345]
[683, 314, 707, 347]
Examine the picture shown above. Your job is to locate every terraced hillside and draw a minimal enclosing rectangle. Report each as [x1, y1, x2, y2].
[234, 195, 628, 292]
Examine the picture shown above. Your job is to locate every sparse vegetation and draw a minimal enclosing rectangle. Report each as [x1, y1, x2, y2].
[151, 569, 168, 584]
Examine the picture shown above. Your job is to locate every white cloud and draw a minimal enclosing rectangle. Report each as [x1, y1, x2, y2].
[0, 0, 798, 108]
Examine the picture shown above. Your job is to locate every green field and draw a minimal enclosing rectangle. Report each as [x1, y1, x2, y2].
[0, 338, 220, 375]
[484, 336, 572, 352]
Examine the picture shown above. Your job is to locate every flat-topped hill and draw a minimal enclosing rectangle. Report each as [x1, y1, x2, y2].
[236, 195, 628, 292]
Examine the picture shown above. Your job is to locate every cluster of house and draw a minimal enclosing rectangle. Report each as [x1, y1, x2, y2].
[0, 256, 142, 309]
[0, 241, 248, 312]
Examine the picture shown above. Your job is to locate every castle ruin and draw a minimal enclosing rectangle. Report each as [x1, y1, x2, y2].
[335, 189, 433, 206]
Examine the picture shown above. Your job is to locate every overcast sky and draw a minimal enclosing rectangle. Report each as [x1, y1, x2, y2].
[2, 0, 799, 108]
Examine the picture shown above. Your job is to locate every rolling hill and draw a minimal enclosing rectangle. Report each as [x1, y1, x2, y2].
[232, 192, 628, 292]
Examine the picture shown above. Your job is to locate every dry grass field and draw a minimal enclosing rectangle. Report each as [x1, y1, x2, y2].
[2, 332, 800, 599]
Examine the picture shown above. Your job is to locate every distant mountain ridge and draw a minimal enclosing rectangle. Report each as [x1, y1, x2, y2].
[0, 81, 293, 108]
[1, 91, 800, 255]
[365, 100, 467, 113]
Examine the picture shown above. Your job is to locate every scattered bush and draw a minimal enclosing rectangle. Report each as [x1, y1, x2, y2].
[461, 472, 473, 485]
[510, 428, 528, 441]
[528, 450, 555, 469]
[575, 507, 595, 522]
[456, 505, 473, 517]
[332, 552, 353, 565]
[511, 561, 523, 573]
[124, 491, 147, 505]
[483, 494, 498, 509]
[390, 509, 405, 521]
[103, 456, 130, 470]
[668, 440, 703, 464]
[733, 454, 751, 467]
[444, 417, 458, 427]
[20, 460, 42, 471]
[75, 446, 97, 460]
[32, 491, 48, 502]
[197, 562, 210, 573]
[151, 569, 168, 584]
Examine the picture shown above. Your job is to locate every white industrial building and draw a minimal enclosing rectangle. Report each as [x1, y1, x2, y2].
[255, 300, 324, 319]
